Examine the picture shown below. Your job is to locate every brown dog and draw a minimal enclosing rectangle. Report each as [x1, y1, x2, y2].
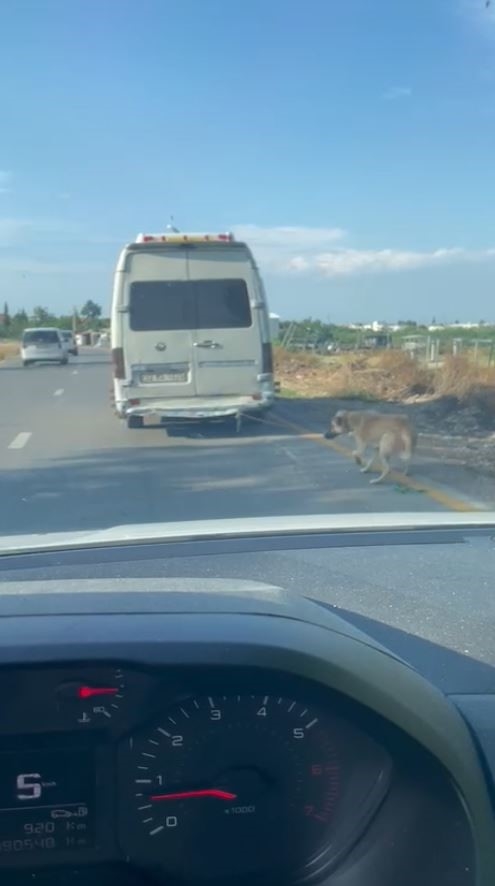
[324, 409, 417, 484]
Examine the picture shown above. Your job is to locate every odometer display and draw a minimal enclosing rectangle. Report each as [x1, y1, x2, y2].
[0, 747, 94, 861]
[118, 693, 390, 882]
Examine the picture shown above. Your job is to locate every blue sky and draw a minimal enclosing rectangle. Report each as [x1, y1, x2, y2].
[1, 0, 495, 323]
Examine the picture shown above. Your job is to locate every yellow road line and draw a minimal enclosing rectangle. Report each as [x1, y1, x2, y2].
[259, 411, 480, 513]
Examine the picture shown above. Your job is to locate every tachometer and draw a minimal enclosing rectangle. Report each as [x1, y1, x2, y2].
[118, 693, 391, 882]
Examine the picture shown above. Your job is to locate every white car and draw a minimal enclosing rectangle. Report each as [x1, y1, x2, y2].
[59, 330, 79, 356]
[21, 328, 68, 366]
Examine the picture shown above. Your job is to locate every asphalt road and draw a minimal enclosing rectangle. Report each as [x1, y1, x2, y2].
[0, 349, 445, 535]
[1, 348, 495, 678]
[1, 348, 494, 538]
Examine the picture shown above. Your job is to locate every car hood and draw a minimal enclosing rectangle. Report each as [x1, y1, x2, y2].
[0, 512, 494, 555]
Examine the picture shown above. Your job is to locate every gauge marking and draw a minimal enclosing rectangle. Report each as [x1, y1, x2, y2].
[180, 707, 190, 718]
[207, 696, 215, 708]
[149, 825, 164, 836]
[262, 695, 269, 705]
[138, 804, 152, 811]
[142, 753, 156, 759]
[135, 779, 152, 784]
[168, 717, 176, 725]
[137, 766, 149, 771]
[143, 817, 153, 823]
[158, 728, 171, 738]
[148, 739, 159, 746]
[193, 700, 200, 709]
[305, 718, 318, 730]
[299, 708, 308, 717]
[288, 701, 296, 712]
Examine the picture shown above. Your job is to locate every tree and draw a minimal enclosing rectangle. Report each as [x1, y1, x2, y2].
[32, 306, 53, 325]
[2, 302, 10, 327]
[81, 300, 102, 322]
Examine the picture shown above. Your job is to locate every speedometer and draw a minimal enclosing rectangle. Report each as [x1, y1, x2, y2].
[118, 693, 391, 882]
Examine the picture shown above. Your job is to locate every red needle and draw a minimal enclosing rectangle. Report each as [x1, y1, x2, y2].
[77, 686, 119, 699]
[150, 789, 237, 802]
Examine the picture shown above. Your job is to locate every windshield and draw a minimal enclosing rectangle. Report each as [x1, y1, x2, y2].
[1, 2, 495, 645]
[22, 330, 59, 344]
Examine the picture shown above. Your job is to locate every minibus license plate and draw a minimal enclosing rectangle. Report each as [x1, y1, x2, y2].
[141, 371, 187, 383]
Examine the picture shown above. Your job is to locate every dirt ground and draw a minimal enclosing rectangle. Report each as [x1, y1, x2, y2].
[0, 342, 19, 361]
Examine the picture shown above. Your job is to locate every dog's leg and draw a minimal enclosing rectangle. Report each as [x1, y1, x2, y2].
[400, 447, 412, 476]
[352, 440, 366, 466]
[369, 455, 391, 485]
[360, 453, 377, 473]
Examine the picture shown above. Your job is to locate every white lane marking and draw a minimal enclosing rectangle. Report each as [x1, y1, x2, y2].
[8, 432, 32, 450]
[54, 388, 64, 396]
[281, 447, 299, 463]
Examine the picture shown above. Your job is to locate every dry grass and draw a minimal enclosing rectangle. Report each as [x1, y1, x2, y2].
[274, 347, 495, 418]
[0, 341, 19, 361]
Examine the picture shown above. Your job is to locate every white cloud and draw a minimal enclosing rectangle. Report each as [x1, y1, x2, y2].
[314, 247, 466, 276]
[231, 224, 495, 279]
[233, 224, 346, 247]
[382, 86, 412, 101]
[290, 245, 495, 278]
[232, 224, 346, 272]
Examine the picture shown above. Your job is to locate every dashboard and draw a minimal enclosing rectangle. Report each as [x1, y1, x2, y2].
[0, 571, 492, 886]
[0, 665, 394, 884]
